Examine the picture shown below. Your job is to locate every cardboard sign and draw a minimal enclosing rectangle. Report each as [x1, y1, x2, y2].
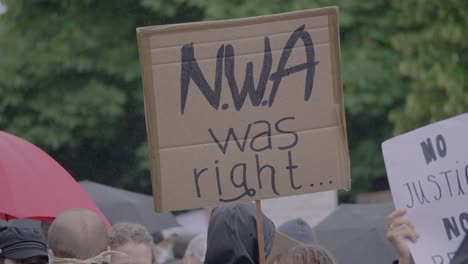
[382, 113, 468, 264]
[137, 7, 350, 212]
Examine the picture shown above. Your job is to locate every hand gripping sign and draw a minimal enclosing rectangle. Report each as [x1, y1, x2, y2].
[383, 113, 468, 264]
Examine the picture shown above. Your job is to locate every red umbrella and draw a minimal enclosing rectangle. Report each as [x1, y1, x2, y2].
[0, 131, 110, 227]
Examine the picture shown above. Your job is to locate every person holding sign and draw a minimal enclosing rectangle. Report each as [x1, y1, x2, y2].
[204, 203, 277, 264]
[383, 113, 468, 263]
[387, 209, 468, 264]
[204, 202, 337, 264]
[386, 210, 419, 264]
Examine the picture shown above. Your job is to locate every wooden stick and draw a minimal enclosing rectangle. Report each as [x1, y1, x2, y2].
[256, 200, 266, 264]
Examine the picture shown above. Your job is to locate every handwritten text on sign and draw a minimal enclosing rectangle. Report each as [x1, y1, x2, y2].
[137, 8, 349, 211]
[180, 25, 317, 114]
[383, 113, 468, 264]
[185, 25, 317, 202]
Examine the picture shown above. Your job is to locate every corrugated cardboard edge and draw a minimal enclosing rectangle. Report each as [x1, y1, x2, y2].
[136, 31, 163, 211]
[328, 8, 351, 190]
[137, 7, 338, 36]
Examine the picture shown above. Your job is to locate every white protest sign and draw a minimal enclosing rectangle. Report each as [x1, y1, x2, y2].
[382, 113, 468, 264]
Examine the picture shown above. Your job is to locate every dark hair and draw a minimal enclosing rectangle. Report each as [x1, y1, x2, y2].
[270, 245, 336, 264]
[0, 256, 48, 264]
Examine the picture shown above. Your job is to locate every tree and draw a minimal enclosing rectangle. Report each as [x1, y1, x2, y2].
[0, 0, 204, 192]
[390, 0, 468, 134]
[331, 1, 407, 199]
[0, 0, 407, 200]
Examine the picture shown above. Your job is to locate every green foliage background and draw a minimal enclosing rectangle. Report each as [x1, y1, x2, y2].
[1, 0, 466, 201]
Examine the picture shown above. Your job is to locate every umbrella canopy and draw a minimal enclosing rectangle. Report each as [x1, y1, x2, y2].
[278, 218, 317, 244]
[0, 131, 109, 226]
[312, 203, 398, 264]
[79, 180, 179, 233]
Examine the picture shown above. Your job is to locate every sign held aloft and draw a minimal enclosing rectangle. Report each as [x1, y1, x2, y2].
[137, 7, 350, 212]
[383, 113, 468, 264]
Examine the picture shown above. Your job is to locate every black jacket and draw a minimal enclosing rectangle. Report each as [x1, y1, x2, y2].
[204, 203, 276, 264]
[451, 234, 468, 264]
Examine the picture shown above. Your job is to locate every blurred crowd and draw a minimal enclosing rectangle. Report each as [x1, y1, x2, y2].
[1, 203, 466, 264]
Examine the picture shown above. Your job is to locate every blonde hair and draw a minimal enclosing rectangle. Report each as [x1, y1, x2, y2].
[109, 223, 154, 263]
[270, 245, 335, 264]
[109, 223, 153, 249]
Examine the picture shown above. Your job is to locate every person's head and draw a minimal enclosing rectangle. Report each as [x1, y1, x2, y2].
[0, 226, 48, 264]
[270, 245, 335, 264]
[48, 208, 108, 259]
[204, 203, 276, 264]
[109, 223, 153, 264]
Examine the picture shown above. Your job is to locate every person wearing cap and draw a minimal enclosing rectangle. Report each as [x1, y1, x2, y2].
[0, 226, 48, 264]
[204, 202, 306, 264]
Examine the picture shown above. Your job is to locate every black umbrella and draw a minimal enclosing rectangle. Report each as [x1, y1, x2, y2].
[312, 203, 398, 264]
[278, 218, 316, 244]
[79, 181, 179, 233]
